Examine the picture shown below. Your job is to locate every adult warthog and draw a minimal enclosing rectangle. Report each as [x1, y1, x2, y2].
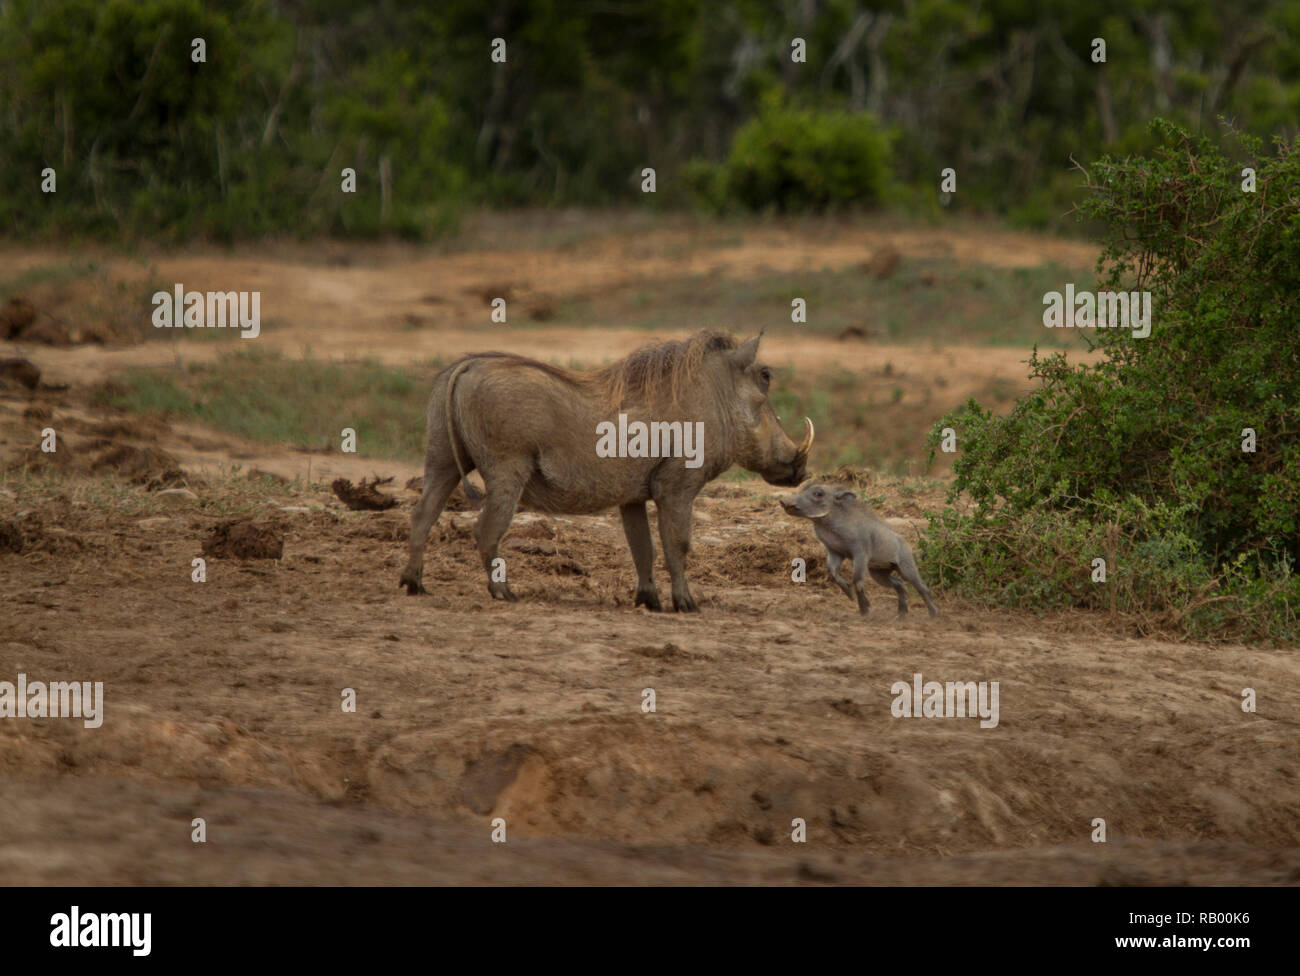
[400, 330, 812, 611]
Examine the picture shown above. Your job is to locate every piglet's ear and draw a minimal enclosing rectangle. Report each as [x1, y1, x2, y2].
[834, 489, 856, 502]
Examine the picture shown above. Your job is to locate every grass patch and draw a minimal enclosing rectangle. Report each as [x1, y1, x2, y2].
[919, 498, 1300, 644]
[0, 256, 166, 344]
[767, 363, 1010, 475]
[93, 349, 438, 460]
[0, 259, 103, 301]
[0, 463, 310, 520]
[94, 344, 995, 476]
[555, 258, 1095, 347]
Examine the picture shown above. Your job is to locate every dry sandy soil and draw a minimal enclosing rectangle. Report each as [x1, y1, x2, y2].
[6, 216, 1098, 395]
[1, 222, 1297, 884]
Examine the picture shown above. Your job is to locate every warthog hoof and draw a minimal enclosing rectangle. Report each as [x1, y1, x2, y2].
[635, 588, 663, 612]
[399, 570, 427, 596]
[488, 581, 519, 602]
[672, 593, 700, 613]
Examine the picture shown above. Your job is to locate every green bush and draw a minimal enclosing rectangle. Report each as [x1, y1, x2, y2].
[925, 120, 1300, 642]
[4, 2, 1299, 237]
[1006, 169, 1097, 235]
[922, 494, 1299, 642]
[0, 0, 465, 241]
[695, 107, 892, 212]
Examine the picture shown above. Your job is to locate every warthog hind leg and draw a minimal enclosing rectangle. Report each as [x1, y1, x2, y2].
[400, 465, 461, 595]
[476, 466, 528, 602]
[870, 567, 909, 615]
[620, 501, 662, 611]
[896, 548, 939, 617]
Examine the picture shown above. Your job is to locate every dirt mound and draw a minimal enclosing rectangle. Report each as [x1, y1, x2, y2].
[0, 258, 162, 347]
[18, 441, 81, 473]
[91, 443, 186, 487]
[247, 468, 290, 485]
[509, 520, 557, 541]
[17, 439, 188, 488]
[1, 399, 193, 487]
[332, 476, 399, 511]
[628, 641, 695, 661]
[864, 245, 901, 279]
[84, 417, 160, 440]
[823, 465, 875, 488]
[528, 296, 557, 321]
[17, 315, 74, 346]
[202, 519, 285, 559]
[1, 296, 78, 345]
[0, 297, 36, 337]
[712, 539, 804, 586]
[503, 538, 590, 576]
[0, 357, 40, 389]
[0, 513, 85, 554]
[0, 519, 23, 552]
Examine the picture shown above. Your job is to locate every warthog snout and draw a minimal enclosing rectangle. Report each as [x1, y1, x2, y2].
[762, 417, 814, 487]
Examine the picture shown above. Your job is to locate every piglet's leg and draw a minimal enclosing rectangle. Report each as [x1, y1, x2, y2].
[826, 550, 855, 602]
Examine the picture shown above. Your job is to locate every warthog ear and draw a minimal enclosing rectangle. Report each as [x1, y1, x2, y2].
[834, 489, 856, 502]
[729, 334, 761, 370]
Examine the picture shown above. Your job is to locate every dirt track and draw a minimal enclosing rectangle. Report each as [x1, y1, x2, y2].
[1, 224, 1297, 884]
[5, 217, 1097, 395]
[2, 417, 1297, 884]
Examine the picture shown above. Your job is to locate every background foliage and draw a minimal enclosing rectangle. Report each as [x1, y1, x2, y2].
[924, 123, 1299, 642]
[3, 0, 1300, 238]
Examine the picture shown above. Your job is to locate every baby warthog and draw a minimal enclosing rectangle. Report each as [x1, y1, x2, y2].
[781, 482, 939, 617]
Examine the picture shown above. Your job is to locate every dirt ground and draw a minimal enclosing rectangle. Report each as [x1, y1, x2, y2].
[4, 216, 1098, 395]
[1, 223, 1297, 884]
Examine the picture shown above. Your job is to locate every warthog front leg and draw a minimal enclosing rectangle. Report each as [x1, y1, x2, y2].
[870, 567, 909, 615]
[620, 501, 662, 611]
[850, 548, 871, 615]
[476, 468, 527, 602]
[826, 550, 855, 603]
[400, 465, 461, 595]
[655, 495, 699, 612]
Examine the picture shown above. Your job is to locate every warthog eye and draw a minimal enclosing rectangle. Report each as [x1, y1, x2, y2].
[759, 367, 772, 384]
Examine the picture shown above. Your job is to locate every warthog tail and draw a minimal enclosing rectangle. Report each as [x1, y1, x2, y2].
[444, 359, 483, 503]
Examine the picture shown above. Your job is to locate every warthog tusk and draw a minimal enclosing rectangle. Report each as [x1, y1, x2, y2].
[796, 417, 815, 457]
